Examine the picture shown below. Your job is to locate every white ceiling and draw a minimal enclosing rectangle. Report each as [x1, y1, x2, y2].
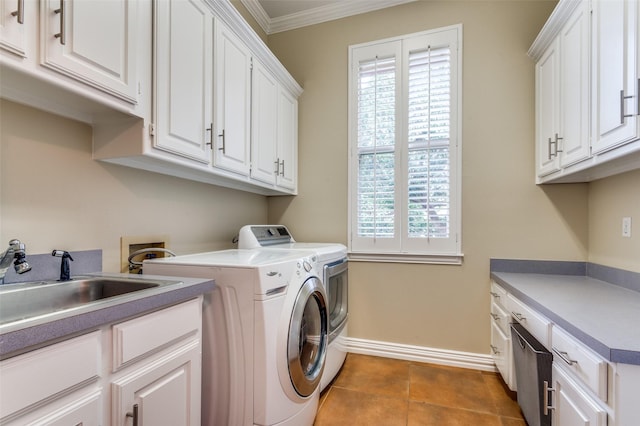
[240, 0, 417, 34]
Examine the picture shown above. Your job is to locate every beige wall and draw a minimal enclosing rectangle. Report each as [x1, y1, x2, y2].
[588, 169, 640, 272]
[266, 1, 593, 353]
[0, 100, 267, 272]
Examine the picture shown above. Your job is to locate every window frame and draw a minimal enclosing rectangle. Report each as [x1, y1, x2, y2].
[347, 24, 463, 264]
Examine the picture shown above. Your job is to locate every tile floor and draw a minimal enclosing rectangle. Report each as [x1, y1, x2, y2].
[314, 353, 526, 426]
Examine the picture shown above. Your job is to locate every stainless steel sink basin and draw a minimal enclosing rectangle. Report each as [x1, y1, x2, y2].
[0, 277, 173, 325]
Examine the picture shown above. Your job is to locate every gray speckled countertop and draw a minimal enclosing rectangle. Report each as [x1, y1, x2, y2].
[491, 265, 640, 365]
[0, 273, 214, 359]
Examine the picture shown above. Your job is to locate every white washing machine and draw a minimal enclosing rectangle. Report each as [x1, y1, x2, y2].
[237, 225, 348, 391]
[143, 249, 328, 426]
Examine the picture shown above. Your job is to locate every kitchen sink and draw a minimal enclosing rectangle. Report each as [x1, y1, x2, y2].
[0, 277, 175, 325]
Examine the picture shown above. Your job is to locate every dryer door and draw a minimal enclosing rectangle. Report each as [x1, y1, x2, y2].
[287, 276, 328, 397]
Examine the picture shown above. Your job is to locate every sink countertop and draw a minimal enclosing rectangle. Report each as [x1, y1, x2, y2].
[0, 273, 214, 359]
[491, 264, 640, 365]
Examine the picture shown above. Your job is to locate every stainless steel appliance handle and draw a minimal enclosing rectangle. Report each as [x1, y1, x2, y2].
[324, 258, 348, 277]
[543, 380, 555, 415]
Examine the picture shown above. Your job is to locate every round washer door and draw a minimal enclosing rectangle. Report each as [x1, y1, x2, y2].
[287, 276, 328, 397]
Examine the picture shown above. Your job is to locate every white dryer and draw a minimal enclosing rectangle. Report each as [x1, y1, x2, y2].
[237, 225, 348, 391]
[143, 249, 328, 426]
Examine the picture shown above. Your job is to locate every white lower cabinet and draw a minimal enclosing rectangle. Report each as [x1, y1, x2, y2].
[490, 319, 515, 391]
[0, 298, 202, 426]
[111, 341, 201, 426]
[552, 363, 608, 426]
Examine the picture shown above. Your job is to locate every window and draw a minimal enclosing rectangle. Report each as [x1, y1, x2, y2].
[348, 25, 462, 264]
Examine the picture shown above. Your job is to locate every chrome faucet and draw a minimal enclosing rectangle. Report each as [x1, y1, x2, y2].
[0, 239, 32, 284]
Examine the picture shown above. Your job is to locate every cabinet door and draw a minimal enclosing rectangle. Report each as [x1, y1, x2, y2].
[559, 0, 591, 167]
[214, 20, 251, 176]
[40, 0, 138, 104]
[251, 58, 278, 185]
[0, 0, 33, 57]
[111, 342, 201, 426]
[591, 0, 639, 153]
[535, 38, 560, 177]
[277, 87, 298, 191]
[552, 364, 607, 426]
[490, 320, 515, 391]
[154, 0, 213, 164]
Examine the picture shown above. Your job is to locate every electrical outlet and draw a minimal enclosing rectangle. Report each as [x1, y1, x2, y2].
[622, 217, 632, 238]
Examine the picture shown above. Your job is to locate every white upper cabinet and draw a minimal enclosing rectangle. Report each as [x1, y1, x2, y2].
[251, 59, 279, 186]
[40, 0, 138, 104]
[276, 86, 298, 191]
[531, 0, 640, 183]
[251, 59, 298, 192]
[214, 19, 252, 177]
[154, 0, 213, 164]
[535, 0, 590, 179]
[591, 0, 639, 153]
[536, 38, 560, 177]
[0, 0, 33, 57]
[558, 0, 591, 166]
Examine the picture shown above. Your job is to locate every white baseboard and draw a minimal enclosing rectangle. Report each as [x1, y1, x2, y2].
[346, 337, 497, 372]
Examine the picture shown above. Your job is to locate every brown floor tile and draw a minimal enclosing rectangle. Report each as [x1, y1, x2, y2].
[314, 387, 408, 426]
[332, 354, 410, 399]
[408, 401, 503, 426]
[316, 355, 527, 426]
[409, 363, 498, 414]
[500, 417, 527, 426]
[482, 372, 523, 419]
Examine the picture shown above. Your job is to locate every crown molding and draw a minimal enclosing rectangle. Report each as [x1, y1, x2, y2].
[241, 0, 418, 35]
[240, 0, 273, 34]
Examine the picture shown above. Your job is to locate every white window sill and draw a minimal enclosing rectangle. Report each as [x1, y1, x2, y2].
[347, 252, 464, 265]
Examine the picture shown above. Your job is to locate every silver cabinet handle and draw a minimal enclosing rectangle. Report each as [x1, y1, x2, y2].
[490, 344, 500, 355]
[554, 133, 563, 155]
[552, 347, 578, 366]
[218, 129, 225, 154]
[621, 89, 634, 124]
[126, 403, 139, 426]
[205, 123, 213, 149]
[10, 0, 24, 24]
[279, 159, 285, 177]
[543, 380, 555, 415]
[54, 0, 66, 45]
[489, 291, 500, 299]
[274, 159, 280, 175]
[490, 313, 500, 321]
[511, 311, 526, 322]
[548, 134, 563, 159]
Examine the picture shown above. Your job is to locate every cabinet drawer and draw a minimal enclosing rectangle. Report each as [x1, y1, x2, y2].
[490, 300, 510, 335]
[507, 294, 552, 348]
[0, 331, 101, 420]
[112, 298, 201, 370]
[552, 326, 607, 401]
[490, 281, 508, 310]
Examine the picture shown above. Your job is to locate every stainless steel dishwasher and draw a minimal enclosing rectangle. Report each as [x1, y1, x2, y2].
[511, 323, 553, 426]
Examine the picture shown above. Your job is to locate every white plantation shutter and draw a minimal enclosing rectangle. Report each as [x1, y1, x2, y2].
[357, 55, 397, 239]
[349, 26, 462, 262]
[407, 46, 451, 239]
